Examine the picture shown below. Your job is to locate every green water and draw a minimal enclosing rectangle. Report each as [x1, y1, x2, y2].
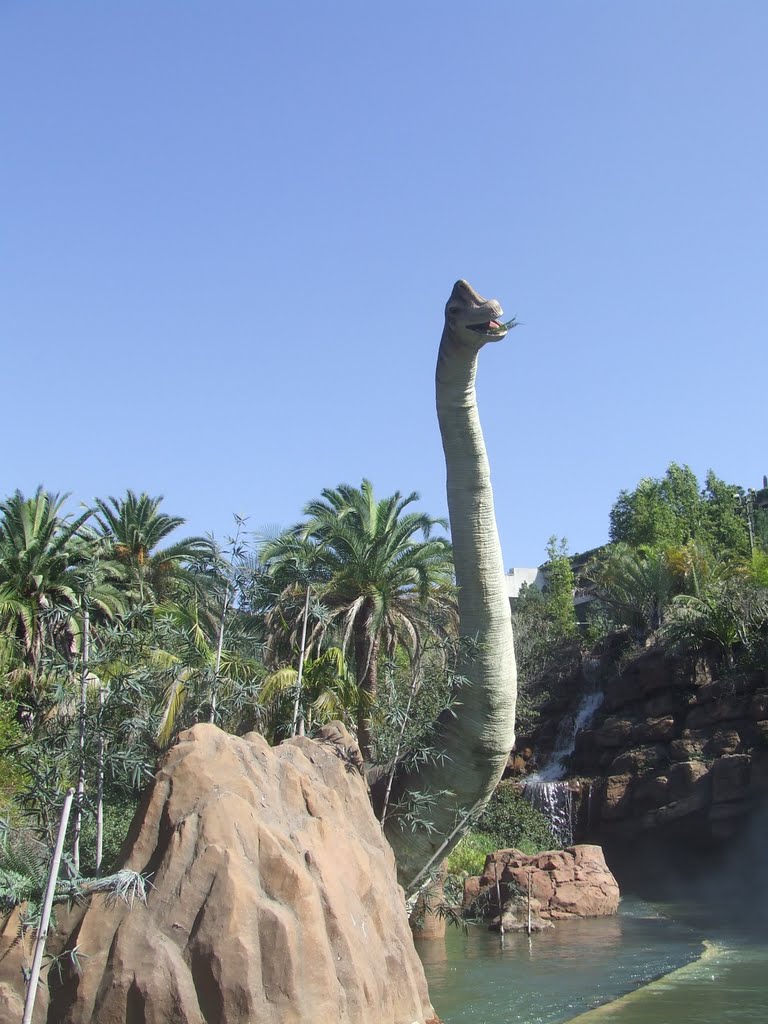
[418, 899, 768, 1024]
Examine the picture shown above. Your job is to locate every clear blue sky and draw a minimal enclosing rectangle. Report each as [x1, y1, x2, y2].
[3, 2, 767, 566]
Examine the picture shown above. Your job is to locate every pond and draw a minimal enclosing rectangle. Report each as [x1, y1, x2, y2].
[418, 897, 768, 1024]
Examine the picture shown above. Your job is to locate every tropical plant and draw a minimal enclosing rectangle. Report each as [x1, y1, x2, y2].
[586, 543, 684, 636]
[258, 646, 366, 738]
[94, 490, 214, 603]
[262, 480, 455, 759]
[663, 569, 768, 668]
[0, 488, 92, 687]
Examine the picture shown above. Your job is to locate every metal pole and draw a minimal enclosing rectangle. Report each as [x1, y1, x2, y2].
[22, 788, 75, 1024]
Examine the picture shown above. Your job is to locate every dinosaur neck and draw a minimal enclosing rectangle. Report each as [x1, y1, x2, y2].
[435, 331, 508, 639]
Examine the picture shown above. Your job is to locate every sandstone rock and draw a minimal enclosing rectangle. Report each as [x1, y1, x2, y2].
[601, 774, 633, 820]
[494, 893, 553, 932]
[593, 717, 635, 747]
[47, 724, 435, 1024]
[470, 846, 619, 922]
[654, 789, 710, 822]
[712, 754, 751, 803]
[668, 761, 711, 801]
[608, 745, 667, 775]
[686, 697, 749, 730]
[633, 716, 676, 743]
[704, 728, 742, 757]
[669, 733, 706, 760]
[633, 773, 669, 811]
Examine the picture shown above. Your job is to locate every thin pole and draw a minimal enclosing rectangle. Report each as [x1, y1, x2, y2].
[291, 587, 310, 737]
[495, 860, 505, 947]
[73, 605, 90, 873]
[22, 788, 75, 1024]
[95, 682, 106, 874]
[527, 870, 532, 936]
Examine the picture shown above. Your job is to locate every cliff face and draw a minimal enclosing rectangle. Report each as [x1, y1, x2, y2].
[46, 724, 436, 1024]
[562, 645, 768, 859]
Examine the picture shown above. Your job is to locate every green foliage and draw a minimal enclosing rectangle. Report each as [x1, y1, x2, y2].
[609, 463, 750, 556]
[77, 793, 141, 875]
[262, 479, 455, 758]
[446, 830, 498, 876]
[512, 539, 580, 735]
[586, 543, 683, 635]
[543, 536, 577, 640]
[663, 570, 768, 669]
[475, 783, 557, 854]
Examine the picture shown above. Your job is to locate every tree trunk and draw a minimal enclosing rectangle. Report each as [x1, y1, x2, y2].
[381, 280, 517, 888]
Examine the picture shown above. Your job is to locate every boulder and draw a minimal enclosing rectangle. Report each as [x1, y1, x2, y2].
[601, 774, 633, 820]
[668, 760, 711, 802]
[633, 716, 676, 743]
[47, 723, 435, 1024]
[467, 845, 619, 922]
[712, 754, 751, 803]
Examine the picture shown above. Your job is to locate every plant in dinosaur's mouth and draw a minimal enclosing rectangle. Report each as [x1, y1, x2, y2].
[468, 317, 518, 337]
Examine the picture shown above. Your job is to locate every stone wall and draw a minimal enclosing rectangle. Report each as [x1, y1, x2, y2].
[566, 646, 768, 851]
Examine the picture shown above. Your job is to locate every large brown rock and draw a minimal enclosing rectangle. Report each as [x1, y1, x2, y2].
[466, 845, 619, 922]
[47, 724, 435, 1024]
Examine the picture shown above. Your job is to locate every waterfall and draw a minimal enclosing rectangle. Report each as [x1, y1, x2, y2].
[524, 780, 575, 847]
[534, 689, 604, 783]
[523, 689, 604, 848]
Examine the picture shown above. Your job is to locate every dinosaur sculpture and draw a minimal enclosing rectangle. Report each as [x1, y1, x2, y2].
[383, 279, 517, 886]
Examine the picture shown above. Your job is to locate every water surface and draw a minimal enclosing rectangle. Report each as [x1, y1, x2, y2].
[419, 898, 703, 1024]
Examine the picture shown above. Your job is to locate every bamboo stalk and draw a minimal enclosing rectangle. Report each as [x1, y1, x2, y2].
[73, 605, 89, 874]
[291, 586, 311, 737]
[95, 682, 106, 874]
[22, 788, 75, 1024]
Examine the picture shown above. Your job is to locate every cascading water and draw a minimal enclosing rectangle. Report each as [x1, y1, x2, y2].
[523, 689, 604, 847]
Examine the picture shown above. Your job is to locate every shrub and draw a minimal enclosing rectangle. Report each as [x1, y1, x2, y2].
[446, 831, 498, 876]
[476, 782, 557, 854]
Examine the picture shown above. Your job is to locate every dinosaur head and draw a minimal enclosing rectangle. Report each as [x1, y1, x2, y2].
[443, 279, 511, 348]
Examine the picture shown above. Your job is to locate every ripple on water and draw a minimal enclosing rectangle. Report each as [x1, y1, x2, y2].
[418, 898, 706, 1024]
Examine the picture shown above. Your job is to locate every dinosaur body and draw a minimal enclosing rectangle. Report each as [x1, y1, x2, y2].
[383, 280, 517, 886]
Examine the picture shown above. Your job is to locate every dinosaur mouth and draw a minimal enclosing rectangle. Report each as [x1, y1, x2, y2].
[468, 319, 510, 337]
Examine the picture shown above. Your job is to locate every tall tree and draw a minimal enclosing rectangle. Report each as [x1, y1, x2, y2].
[94, 491, 214, 604]
[0, 489, 91, 685]
[263, 480, 455, 759]
[609, 463, 750, 557]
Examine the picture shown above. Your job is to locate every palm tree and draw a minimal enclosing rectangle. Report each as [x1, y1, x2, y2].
[264, 480, 455, 760]
[93, 491, 214, 604]
[0, 488, 92, 685]
[587, 542, 688, 636]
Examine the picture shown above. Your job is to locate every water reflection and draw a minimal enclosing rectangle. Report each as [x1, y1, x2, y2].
[419, 899, 703, 1024]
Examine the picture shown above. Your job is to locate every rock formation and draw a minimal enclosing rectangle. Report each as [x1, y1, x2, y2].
[522, 641, 768, 865]
[464, 845, 620, 925]
[47, 723, 436, 1024]
[573, 651, 768, 853]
